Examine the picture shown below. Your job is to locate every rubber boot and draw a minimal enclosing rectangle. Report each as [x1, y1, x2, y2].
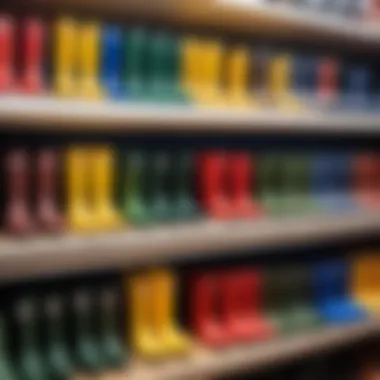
[16, 298, 46, 380]
[0, 316, 16, 380]
[99, 287, 125, 368]
[44, 296, 72, 380]
[77, 21, 102, 99]
[123, 151, 149, 225]
[73, 290, 100, 372]
[54, 17, 76, 97]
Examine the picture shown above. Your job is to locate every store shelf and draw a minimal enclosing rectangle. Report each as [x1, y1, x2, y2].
[192, 0, 380, 47]
[77, 321, 379, 380]
[10, 0, 380, 49]
[1, 96, 380, 134]
[1, 213, 379, 282]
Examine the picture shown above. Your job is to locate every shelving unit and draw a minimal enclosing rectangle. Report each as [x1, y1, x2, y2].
[2, 1, 380, 379]
[1, 96, 380, 133]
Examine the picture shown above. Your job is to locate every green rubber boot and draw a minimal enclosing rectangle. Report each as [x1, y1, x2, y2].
[99, 287, 125, 368]
[285, 304, 321, 334]
[280, 265, 321, 334]
[0, 316, 16, 380]
[166, 35, 188, 103]
[73, 290, 100, 372]
[279, 155, 295, 215]
[45, 296, 72, 380]
[257, 154, 282, 216]
[123, 151, 149, 226]
[123, 28, 149, 100]
[262, 267, 289, 334]
[149, 152, 173, 223]
[280, 155, 300, 215]
[172, 151, 198, 220]
[148, 33, 187, 103]
[281, 155, 313, 215]
[16, 298, 46, 380]
[295, 154, 314, 215]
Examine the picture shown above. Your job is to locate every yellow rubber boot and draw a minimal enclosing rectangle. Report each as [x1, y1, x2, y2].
[149, 269, 191, 356]
[225, 46, 253, 107]
[268, 53, 299, 111]
[77, 21, 102, 99]
[66, 147, 94, 232]
[181, 37, 202, 103]
[351, 254, 372, 311]
[370, 255, 380, 312]
[90, 146, 122, 230]
[351, 254, 380, 314]
[128, 274, 160, 357]
[54, 17, 76, 97]
[197, 40, 224, 106]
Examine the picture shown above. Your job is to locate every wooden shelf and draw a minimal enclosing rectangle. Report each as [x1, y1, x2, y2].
[1, 96, 380, 134]
[196, 0, 380, 47]
[8, 0, 380, 49]
[76, 321, 379, 380]
[1, 213, 379, 283]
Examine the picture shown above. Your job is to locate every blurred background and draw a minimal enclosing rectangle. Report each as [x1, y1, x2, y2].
[1, 0, 380, 379]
